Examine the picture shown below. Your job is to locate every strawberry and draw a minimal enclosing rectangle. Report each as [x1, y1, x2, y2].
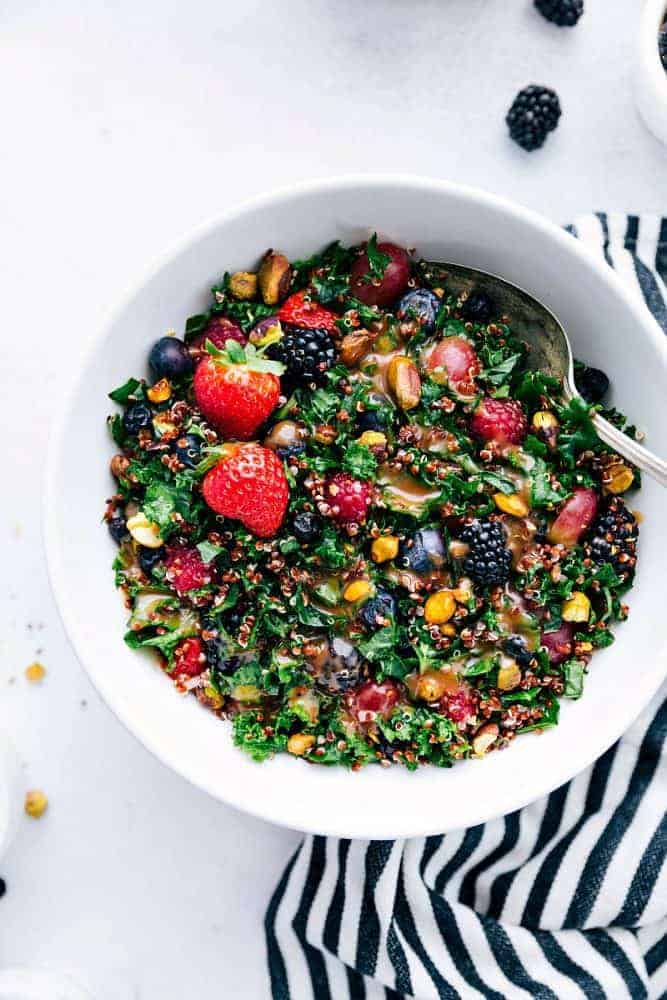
[165, 544, 212, 594]
[548, 487, 598, 546]
[190, 315, 246, 353]
[173, 637, 207, 677]
[278, 291, 337, 332]
[193, 340, 283, 440]
[326, 473, 372, 524]
[202, 444, 289, 537]
[426, 336, 481, 392]
[470, 397, 528, 445]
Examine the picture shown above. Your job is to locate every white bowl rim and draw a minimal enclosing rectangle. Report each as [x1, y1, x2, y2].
[43, 174, 667, 838]
[640, 0, 667, 92]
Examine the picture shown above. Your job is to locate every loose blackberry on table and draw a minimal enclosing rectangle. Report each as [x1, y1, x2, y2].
[105, 233, 641, 771]
[534, 0, 584, 27]
[506, 85, 562, 152]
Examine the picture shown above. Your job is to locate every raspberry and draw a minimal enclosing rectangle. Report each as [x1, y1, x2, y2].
[443, 687, 476, 724]
[471, 397, 527, 445]
[326, 473, 372, 524]
[191, 315, 246, 352]
[165, 545, 212, 594]
[173, 637, 206, 677]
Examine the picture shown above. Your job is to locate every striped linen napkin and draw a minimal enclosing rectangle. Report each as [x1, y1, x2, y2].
[265, 214, 667, 1000]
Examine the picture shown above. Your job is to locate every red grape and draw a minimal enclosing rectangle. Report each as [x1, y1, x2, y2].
[349, 242, 410, 307]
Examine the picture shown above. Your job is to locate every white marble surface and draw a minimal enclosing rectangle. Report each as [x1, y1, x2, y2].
[0, 1, 664, 996]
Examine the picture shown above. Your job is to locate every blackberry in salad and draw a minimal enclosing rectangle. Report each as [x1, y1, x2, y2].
[105, 235, 641, 770]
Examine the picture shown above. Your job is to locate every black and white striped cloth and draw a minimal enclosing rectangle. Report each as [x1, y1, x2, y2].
[265, 215, 667, 1000]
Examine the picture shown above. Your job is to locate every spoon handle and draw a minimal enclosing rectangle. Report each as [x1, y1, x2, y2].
[592, 414, 667, 488]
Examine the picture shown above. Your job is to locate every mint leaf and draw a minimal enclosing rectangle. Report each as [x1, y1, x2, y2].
[482, 353, 522, 387]
[197, 540, 223, 564]
[514, 370, 560, 408]
[563, 659, 585, 699]
[464, 655, 498, 677]
[364, 233, 391, 283]
[184, 313, 208, 341]
[529, 458, 569, 508]
[143, 481, 191, 535]
[109, 377, 142, 403]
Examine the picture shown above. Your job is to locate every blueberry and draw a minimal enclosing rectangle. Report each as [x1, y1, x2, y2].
[277, 442, 306, 462]
[108, 513, 128, 544]
[502, 635, 534, 668]
[149, 336, 193, 379]
[201, 616, 243, 677]
[293, 511, 321, 544]
[173, 433, 202, 468]
[138, 545, 165, 576]
[123, 403, 153, 435]
[398, 528, 446, 574]
[356, 409, 385, 432]
[359, 588, 397, 630]
[396, 289, 441, 334]
[575, 366, 609, 404]
[461, 292, 493, 324]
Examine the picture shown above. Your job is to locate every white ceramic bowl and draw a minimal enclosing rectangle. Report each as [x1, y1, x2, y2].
[636, 0, 667, 145]
[45, 176, 667, 839]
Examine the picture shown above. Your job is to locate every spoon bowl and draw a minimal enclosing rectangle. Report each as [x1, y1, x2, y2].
[440, 261, 667, 487]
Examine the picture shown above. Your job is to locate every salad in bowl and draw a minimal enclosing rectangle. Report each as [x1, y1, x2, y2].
[104, 235, 640, 772]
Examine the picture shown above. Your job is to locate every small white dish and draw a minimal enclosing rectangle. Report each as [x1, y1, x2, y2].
[44, 175, 667, 839]
[636, 0, 667, 144]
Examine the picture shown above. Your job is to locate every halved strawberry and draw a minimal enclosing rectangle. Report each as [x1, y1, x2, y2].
[193, 340, 283, 440]
[201, 443, 289, 538]
[278, 291, 337, 332]
[471, 397, 527, 445]
[548, 488, 598, 546]
[426, 336, 481, 392]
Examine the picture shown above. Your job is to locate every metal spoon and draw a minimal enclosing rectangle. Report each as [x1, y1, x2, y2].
[436, 261, 667, 488]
